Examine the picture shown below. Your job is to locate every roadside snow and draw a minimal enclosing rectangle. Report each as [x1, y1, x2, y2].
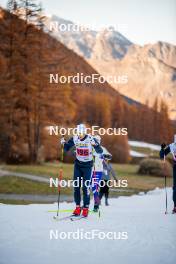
[130, 150, 147, 157]
[129, 140, 161, 151]
[0, 188, 175, 264]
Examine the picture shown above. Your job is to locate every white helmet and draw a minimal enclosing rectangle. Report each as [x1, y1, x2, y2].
[76, 124, 86, 135]
[94, 135, 101, 144]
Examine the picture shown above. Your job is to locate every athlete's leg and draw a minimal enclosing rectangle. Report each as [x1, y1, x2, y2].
[82, 166, 92, 208]
[104, 180, 110, 206]
[99, 180, 106, 200]
[92, 171, 102, 205]
[94, 172, 102, 205]
[73, 162, 82, 206]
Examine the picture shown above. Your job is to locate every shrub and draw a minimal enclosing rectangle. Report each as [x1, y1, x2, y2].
[101, 134, 130, 163]
[138, 158, 172, 177]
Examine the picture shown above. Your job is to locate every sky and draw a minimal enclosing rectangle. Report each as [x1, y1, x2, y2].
[0, 0, 176, 45]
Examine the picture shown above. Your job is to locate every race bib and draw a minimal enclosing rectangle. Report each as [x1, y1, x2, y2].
[76, 148, 89, 156]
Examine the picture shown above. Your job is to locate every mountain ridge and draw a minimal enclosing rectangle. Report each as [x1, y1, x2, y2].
[45, 14, 176, 119]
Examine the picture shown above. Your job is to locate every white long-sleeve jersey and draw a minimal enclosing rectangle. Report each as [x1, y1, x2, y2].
[169, 142, 176, 161]
[93, 146, 112, 172]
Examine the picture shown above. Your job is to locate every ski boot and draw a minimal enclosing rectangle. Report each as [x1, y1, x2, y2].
[73, 205, 81, 216]
[93, 204, 99, 212]
[172, 207, 176, 214]
[82, 207, 89, 217]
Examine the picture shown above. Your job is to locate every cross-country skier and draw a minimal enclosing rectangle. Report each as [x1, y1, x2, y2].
[91, 135, 112, 212]
[61, 124, 103, 217]
[160, 135, 176, 214]
[99, 156, 117, 206]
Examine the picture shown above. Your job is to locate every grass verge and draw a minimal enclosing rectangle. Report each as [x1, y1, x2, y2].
[0, 163, 172, 196]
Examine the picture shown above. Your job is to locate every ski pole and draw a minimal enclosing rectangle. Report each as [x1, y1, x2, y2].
[164, 155, 168, 215]
[54, 141, 64, 220]
[92, 155, 101, 218]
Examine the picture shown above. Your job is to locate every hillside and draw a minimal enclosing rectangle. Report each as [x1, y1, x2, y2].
[46, 15, 176, 120]
[90, 43, 176, 119]
[0, 7, 126, 124]
[46, 14, 132, 60]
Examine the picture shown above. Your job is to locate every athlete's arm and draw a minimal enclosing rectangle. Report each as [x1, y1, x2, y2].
[160, 143, 171, 159]
[64, 137, 75, 152]
[103, 154, 112, 160]
[92, 138, 103, 154]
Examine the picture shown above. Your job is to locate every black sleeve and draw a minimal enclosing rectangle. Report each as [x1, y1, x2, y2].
[103, 154, 112, 160]
[93, 138, 103, 154]
[64, 137, 75, 152]
[159, 146, 171, 159]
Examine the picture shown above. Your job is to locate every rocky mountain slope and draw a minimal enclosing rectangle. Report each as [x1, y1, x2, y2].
[46, 15, 176, 119]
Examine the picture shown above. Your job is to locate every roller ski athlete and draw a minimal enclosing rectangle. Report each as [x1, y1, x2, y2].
[91, 135, 112, 212]
[160, 135, 176, 214]
[99, 155, 117, 206]
[61, 124, 103, 218]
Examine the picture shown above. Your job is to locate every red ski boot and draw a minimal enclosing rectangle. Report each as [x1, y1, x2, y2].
[82, 207, 89, 217]
[73, 206, 81, 216]
[172, 207, 176, 214]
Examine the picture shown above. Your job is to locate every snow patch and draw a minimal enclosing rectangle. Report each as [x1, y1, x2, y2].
[129, 140, 161, 151]
[130, 150, 147, 157]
